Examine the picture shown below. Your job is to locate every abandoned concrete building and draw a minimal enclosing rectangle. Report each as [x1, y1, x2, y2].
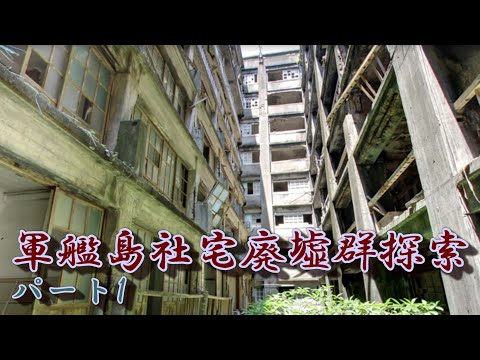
[0, 45, 251, 315]
[303, 45, 480, 315]
[240, 50, 323, 301]
[1, 45, 480, 315]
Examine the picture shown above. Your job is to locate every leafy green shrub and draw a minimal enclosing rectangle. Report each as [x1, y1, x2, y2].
[245, 287, 444, 315]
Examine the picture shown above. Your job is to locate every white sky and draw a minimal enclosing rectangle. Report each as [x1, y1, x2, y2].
[241, 45, 300, 58]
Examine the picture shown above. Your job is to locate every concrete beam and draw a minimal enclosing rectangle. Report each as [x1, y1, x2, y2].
[354, 67, 405, 165]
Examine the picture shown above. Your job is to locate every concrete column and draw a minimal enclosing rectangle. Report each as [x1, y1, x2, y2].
[104, 60, 140, 151]
[316, 56, 348, 297]
[388, 45, 480, 314]
[258, 56, 274, 232]
[343, 113, 382, 302]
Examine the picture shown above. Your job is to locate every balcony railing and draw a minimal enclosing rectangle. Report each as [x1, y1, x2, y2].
[268, 103, 304, 116]
[268, 78, 302, 92]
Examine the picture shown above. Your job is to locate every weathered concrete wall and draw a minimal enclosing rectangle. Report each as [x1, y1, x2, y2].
[271, 159, 309, 174]
[388, 45, 480, 314]
[0, 44, 250, 315]
[272, 192, 312, 206]
[269, 103, 304, 116]
[270, 131, 306, 145]
[268, 79, 302, 92]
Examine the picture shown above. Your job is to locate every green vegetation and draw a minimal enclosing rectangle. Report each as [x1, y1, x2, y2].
[245, 287, 444, 315]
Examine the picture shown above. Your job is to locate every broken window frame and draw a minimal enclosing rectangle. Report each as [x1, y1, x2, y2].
[0, 45, 72, 105]
[174, 161, 189, 211]
[46, 189, 104, 305]
[143, 118, 185, 203]
[59, 45, 113, 140]
[208, 182, 229, 227]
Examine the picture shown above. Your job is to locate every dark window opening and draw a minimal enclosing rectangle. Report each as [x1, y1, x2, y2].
[273, 182, 288, 192]
[247, 182, 254, 195]
[78, 96, 93, 123]
[275, 215, 284, 225]
[252, 123, 259, 134]
[303, 214, 312, 224]
[26, 51, 48, 86]
[203, 141, 210, 163]
[268, 70, 283, 82]
[271, 147, 306, 162]
[252, 150, 260, 163]
[270, 117, 305, 133]
[197, 182, 207, 202]
[267, 91, 302, 106]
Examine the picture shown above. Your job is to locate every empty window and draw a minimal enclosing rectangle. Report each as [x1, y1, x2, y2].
[273, 181, 288, 192]
[303, 214, 312, 224]
[244, 181, 260, 195]
[174, 162, 189, 209]
[174, 86, 187, 122]
[271, 147, 306, 162]
[244, 96, 259, 109]
[26, 50, 48, 86]
[203, 138, 211, 163]
[283, 69, 300, 80]
[275, 215, 284, 225]
[144, 122, 178, 200]
[243, 73, 257, 85]
[270, 117, 305, 132]
[0, 45, 72, 104]
[61, 46, 112, 137]
[252, 151, 260, 163]
[158, 142, 176, 199]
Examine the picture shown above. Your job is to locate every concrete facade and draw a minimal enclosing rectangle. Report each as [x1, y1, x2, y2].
[304, 45, 480, 314]
[0, 45, 250, 315]
[240, 50, 323, 301]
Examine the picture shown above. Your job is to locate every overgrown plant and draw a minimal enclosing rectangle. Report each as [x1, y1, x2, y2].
[245, 287, 444, 315]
